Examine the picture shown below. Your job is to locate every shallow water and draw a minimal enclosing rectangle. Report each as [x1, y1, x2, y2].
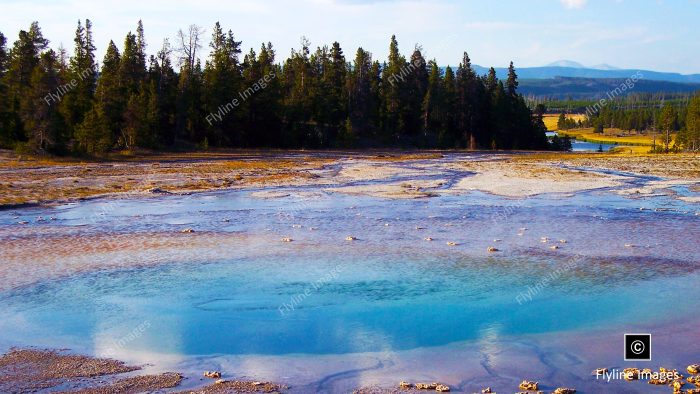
[0, 154, 699, 393]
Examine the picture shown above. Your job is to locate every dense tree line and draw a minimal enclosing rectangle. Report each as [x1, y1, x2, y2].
[0, 21, 579, 155]
[550, 93, 700, 151]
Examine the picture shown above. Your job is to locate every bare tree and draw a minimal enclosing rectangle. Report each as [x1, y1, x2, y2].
[176, 24, 205, 70]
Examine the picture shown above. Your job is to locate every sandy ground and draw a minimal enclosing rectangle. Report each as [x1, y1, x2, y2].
[2, 150, 699, 206]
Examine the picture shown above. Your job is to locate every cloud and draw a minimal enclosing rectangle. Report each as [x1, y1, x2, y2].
[560, 0, 587, 9]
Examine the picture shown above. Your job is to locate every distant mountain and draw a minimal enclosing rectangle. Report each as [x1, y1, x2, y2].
[518, 77, 700, 99]
[546, 60, 585, 68]
[470, 65, 700, 84]
[590, 63, 620, 71]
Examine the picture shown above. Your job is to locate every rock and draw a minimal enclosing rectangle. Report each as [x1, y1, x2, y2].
[559, 239, 567, 243]
[446, 242, 457, 246]
[203, 371, 221, 379]
[481, 388, 492, 394]
[493, 239, 502, 242]
[487, 247, 499, 252]
[415, 382, 437, 389]
[623, 368, 639, 381]
[292, 224, 302, 228]
[519, 380, 538, 390]
[540, 237, 549, 243]
[281, 237, 293, 242]
[424, 237, 433, 241]
[415, 226, 425, 230]
[215, 379, 226, 384]
[624, 243, 635, 248]
[435, 384, 450, 392]
[346, 236, 358, 241]
[688, 364, 700, 374]
[399, 381, 412, 389]
[550, 245, 559, 250]
[553, 389, 576, 394]
[672, 380, 685, 391]
[17, 221, 29, 225]
[181, 228, 195, 233]
[648, 377, 668, 385]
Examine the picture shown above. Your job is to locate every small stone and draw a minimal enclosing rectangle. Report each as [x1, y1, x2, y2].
[493, 239, 502, 242]
[519, 380, 539, 390]
[281, 237, 293, 242]
[446, 242, 457, 246]
[559, 239, 567, 243]
[292, 224, 302, 228]
[435, 384, 450, 392]
[17, 221, 29, 225]
[399, 381, 412, 389]
[487, 247, 499, 252]
[481, 388, 492, 394]
[541, 237, 549, 243]
[215, 379, 226, 384]
[415, 226, 425, 230]
[415, 382, 437, 390]
[550, 245, 559, 250]
[181, 228, 194, 233]
[203, 371, 221, 379]
[424, 237, 433, 241]
[688, 364, 700, 374]
[623, 368, 639, 381]
[346, 236, 358, 241]
[553, 389, 576, 394]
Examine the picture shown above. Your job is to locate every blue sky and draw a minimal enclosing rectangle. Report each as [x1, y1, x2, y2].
[2, 0, 699, 73]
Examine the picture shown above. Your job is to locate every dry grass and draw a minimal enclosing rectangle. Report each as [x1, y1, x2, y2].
[559, 127, 674, 147]
[517, 152, 700, 178]
[543, 114, 586, 131]
[0, 151, 332, 206]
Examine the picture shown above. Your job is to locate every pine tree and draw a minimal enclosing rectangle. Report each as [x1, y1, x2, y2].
[63, 19, 97, 135]
[0, 32, 10, 146]
[659, 103, 676, 153]
[422, 60, 444, 145]
[203, 22, 243, 145]
[6, 22, 49, 145]
[148, 39, 178, 146]
[76, 40, 121, 153]
[679, 94, 700, 151]
[382, 35, 407, 143]
[506, 61, 518, 97]
[21, 50, 67, 152]
[404, 45, 428, 141]
[440, 65, 457, 148]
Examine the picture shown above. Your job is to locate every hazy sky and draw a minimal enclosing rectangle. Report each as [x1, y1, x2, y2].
[2, 0, 699, 73]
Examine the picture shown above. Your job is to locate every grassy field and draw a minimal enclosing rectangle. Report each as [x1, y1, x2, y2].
[543, 113, 674, 153]
[543, 114, 586, 131]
